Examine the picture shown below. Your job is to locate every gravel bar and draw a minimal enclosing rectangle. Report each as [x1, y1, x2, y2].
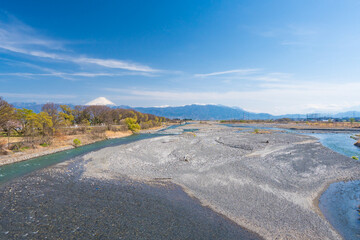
[82, 123, 360, 239]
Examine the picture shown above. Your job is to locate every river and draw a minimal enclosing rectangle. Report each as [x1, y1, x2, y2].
[1, 124, 359, 239]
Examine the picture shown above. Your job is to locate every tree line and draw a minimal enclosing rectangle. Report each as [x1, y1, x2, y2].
[0, 97, 169, 151]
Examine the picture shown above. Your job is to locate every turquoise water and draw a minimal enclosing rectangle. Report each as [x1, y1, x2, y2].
[309, 133, 360, 240]
[0, 124, 192, 185]
[0, 133, 162, 185]
[183, 128, 199, 132]
[319, 180, 360, 240]
[307, 132, 359, 158]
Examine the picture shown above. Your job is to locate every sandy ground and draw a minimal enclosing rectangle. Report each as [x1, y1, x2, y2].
[82, 123, 360, 240]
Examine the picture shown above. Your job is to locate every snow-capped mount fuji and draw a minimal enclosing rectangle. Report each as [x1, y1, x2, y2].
[85, 97, 115, 106]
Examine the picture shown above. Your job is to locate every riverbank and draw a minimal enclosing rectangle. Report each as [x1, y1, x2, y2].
[82, 123, 360, 239]
[0, 131, 132, 167]
[220, 122, 360, 132]
[0, 124, 172, 167]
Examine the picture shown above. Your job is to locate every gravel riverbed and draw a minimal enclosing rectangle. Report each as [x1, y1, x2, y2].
[82, 123, 360, 239]
[1, 123, 359, 239]
[0, 153, 261, 240]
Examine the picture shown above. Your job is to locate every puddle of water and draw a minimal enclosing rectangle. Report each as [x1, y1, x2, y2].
[319, 180, 360, 240]
[183, 129, 199, 132]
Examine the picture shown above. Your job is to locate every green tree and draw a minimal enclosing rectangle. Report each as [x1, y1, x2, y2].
[350, 118, 355, 125]
[125, 117, 140, 132]
[35, 112, 53, 136]
[16, 109, 34, 134]
[42, 103, 64, 130]
[59, 105, 75, 125]
[0, 97, 15, 130]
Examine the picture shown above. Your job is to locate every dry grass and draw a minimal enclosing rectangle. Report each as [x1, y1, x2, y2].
[304, 122, 360, 128]
[105, 130, 132, 139]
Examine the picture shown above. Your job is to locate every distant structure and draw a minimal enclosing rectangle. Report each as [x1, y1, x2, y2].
[85, 97, 116, 106]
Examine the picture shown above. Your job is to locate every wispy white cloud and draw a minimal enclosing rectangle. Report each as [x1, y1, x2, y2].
[0, 16, 158, 73]
[0, 92, 76, 99]
[0, 16, 64, 50]
[253, 24, 318, 47]
[194, 69, 259, 77]
[0, 71, 155, 79]
[76, 57, 157, 72]
[194, 69, 289, 83]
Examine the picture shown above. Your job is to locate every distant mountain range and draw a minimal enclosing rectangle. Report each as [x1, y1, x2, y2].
[10, 102, 360, 120]
[134, 105, 274, 120]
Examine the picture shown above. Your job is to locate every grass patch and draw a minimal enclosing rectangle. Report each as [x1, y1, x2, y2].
[252, 129, 271, 134]
[20, 146, 30, 152]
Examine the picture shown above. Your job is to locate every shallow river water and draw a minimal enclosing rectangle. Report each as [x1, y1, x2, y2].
[308, 133, 360, 240]
[0, 133, 161, 184]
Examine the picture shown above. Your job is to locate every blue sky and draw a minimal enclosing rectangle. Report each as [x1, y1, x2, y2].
[1, 0, 360, 114]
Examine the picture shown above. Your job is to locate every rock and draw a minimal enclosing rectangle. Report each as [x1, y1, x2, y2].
[354, 140, 360, 147]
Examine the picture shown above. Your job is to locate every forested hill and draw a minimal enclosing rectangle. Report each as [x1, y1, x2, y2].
[11, 102, 273, 120]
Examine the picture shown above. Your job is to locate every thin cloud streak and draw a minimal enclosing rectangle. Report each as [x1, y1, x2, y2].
[0, 44, 158, 72]
[0, 92, 76, 99]
[194, 69, 260, 77]
[0, 18, 158, 72]
[0, 71, 155, 79]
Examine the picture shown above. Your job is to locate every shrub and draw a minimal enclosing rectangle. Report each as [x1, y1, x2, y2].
[40, 143, 49, 147]
[73, 138, 81, 147]
[351, 156, 359, 160]
[125, 117, 141, 132]
[20, 146, 30, 151]
[253, 129, 260, 134]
